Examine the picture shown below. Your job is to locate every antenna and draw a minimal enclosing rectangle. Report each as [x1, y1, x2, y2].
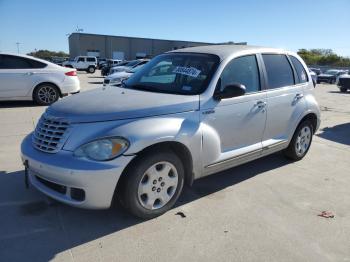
[16, 42, 21, 53]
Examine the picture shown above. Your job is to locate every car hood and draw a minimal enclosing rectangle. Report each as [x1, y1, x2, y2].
[46, 87, 199, 123]
[339, 74, 350, 79]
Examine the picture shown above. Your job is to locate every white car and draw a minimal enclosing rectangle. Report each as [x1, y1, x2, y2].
[103, 64, 145, 86]
[0, 53, 80, 105]
[109, 59, 149, 75]
[62, 56, 97, 73]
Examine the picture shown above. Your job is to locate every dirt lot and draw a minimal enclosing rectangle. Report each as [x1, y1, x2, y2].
[0, 71, 349, 262]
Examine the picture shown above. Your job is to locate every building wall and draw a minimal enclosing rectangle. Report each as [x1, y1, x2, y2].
[68, 33, 213, 60]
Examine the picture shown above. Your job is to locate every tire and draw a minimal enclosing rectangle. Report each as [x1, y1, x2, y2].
[284, 120, 313, 161]
[119, 150, 185, 219]
[33, 83, 60, 106]
[87, 66, 95, 73]
[340, 87, 347, 93]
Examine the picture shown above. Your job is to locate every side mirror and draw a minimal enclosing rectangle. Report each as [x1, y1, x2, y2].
[214, 83, 246, 100]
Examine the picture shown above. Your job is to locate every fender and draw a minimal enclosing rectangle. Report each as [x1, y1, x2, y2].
[64, 111, 204, 179]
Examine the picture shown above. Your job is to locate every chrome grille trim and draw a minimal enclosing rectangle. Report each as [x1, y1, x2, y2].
[32, 114, 70, 153]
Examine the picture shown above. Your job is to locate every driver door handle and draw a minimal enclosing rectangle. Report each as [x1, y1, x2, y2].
[25, 72, 35, 76]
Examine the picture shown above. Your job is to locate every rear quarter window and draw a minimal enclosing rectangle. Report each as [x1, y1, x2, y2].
[289, 56, 308, 83]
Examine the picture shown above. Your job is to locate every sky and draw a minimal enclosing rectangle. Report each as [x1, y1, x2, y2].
[0, 0, 349, 56]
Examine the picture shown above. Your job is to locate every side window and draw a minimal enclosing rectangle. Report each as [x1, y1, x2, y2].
[77, 57, 85, 62]
[86, 57, 96, 62]
[289, 56, 308, 83]
[220, 55, 260, 93]
[262, 54, 295, 89]
[0, 55, 46, 69]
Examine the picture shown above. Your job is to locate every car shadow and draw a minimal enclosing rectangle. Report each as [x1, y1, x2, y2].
[328, 91, 350, 94]
[88, 76, 104, 79]
[0, 101, 41, 108]
[88, 81, 103, 85]
[0, 153, 291, 261]
[317, 123, 350, 146]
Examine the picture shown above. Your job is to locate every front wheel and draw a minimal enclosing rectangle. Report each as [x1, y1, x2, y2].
[33, 84, 60, 105]
[340, 87, 347, 93]
[119, 150, 184, 219]
[284, 120, 313, 161]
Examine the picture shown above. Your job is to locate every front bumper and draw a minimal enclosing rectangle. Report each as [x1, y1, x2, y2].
[21, 134, 135, 209]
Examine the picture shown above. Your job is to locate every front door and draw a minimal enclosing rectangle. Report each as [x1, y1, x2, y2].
[201, 55, 267, 172]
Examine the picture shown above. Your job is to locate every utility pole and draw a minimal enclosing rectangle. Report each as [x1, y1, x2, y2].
[16, 42, 21, 53]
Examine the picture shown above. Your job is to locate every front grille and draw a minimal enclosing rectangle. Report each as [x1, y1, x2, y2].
[32, 114, 70, 153]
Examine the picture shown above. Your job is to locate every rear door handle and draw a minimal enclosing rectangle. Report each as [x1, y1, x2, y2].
[255, 101, 267, 108]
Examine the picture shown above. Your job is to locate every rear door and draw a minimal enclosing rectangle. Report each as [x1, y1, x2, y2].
[260, 54, 307, 150]
[0, 55, 46, 98]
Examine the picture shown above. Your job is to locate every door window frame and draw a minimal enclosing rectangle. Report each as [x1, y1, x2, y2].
[215, 54, 265, 96]
[258, 53, 299, 91]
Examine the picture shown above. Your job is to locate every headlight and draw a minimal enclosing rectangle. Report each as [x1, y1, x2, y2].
[109, 78, 122, 84]
[74, 137, 129, 161]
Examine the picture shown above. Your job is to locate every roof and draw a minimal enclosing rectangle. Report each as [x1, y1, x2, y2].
[168, 45, 286, 60]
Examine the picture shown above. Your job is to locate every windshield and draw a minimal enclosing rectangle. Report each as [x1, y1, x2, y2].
[127, 64, 145, 73]
[125, 60, 141, 67]
[325, 70, 338, 75]
[124, 53, 220, 95]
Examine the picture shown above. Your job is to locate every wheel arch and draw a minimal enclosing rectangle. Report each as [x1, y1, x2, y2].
[114, 141, 194, 204]
[32, 82, 63, 99]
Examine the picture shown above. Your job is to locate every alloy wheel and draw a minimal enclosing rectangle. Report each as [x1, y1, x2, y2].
[295, 126, 311, 157]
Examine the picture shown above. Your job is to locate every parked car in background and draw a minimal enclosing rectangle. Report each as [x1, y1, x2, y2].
[97, 58, 107, 69]
[21, 45, 320, 219]
[337, 72, 350, 92]
[101, 60, 129, 76]
[51, 57, 69, 66]
[108, 59, 150, 75]
[309, 69, 317, 87]
[317, 69, 346, 84]
[62, 56, 97, 73]
[0, 53, 80, 105]
[309, 67, 322, 75]
[103, 64, 145, 87]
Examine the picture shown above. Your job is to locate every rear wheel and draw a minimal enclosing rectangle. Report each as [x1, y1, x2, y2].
[119, 150, 184, 219]
[33, 84, 60, 105]
[340, 87, 347, 93]
[87, 66, 95, 73]
[284, 120, 313, 161]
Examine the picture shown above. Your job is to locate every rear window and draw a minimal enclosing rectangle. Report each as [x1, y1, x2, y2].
[0, 55, 47, 69]
[289, 56, 308, 83]
[262, 54, 295, 89]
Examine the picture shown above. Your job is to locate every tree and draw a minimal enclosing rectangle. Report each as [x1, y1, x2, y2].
[297, 49, 350, 67]
[27, 49, 69, 61]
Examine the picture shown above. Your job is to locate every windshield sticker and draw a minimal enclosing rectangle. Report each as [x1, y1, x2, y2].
[182, 85, 192, 91]
[173, 66, 201, 78]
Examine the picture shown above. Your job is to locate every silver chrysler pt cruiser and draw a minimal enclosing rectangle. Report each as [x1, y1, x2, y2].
[21, 45, 320, 218]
